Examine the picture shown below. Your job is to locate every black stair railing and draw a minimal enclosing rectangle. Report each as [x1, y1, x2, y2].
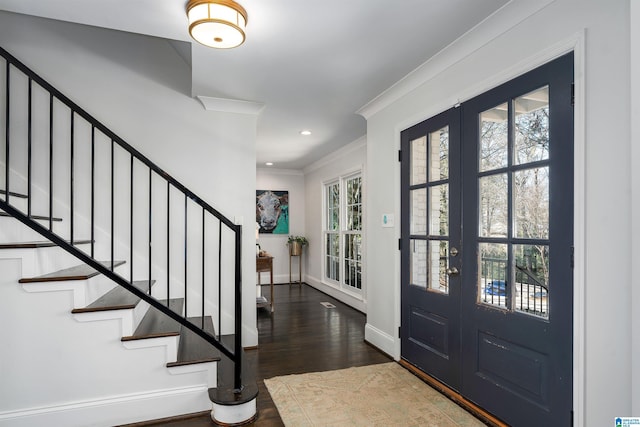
[0, 46, 244, 392]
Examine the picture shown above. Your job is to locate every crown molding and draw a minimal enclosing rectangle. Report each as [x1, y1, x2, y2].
[303, 136, 366, 174]
[357, 0, 555, 120]
[196, 95, 265, 116]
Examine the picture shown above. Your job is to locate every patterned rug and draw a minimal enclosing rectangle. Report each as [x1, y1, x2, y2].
[264, 362, 485, 426]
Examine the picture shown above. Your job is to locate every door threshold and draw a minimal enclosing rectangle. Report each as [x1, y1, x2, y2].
[399, 359, 508, 427]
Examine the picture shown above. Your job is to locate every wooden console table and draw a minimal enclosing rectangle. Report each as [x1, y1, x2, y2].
[256, 255, 274, 312]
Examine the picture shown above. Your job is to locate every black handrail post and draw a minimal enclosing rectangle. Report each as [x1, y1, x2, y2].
[233, 225, 242, 392]
[184, 194, 188, 313]
[218, 221, 222, 340]
[27, 78, 32, 216]
[90, 126, 95, 258]
[167, 181, 170, 298]
[110, 139, 114, 270]
[70, 110, 74, 245]
[148, 167, 152, 292]
[202, 207, 205, 328]
[130, 154, 134, 283]
[48, 93, 53, 231]
[5, 60, 10, 203]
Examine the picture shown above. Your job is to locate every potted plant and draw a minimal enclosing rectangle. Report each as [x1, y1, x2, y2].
[287, 235, 308, 256]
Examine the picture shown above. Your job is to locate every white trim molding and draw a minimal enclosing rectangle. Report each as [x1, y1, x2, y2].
[196, 96, 265, 116]
[0, 386, 211, 427]
[357, 0, 556, 120]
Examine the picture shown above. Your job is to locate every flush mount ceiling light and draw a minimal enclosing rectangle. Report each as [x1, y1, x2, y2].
[187, 0, 248, 49]
[300, 130, 312, 136]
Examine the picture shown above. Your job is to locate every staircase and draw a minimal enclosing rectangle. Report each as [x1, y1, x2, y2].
[0, 47, 257, 426]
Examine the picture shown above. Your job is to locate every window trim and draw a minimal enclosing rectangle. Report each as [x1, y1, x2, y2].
[322, 168, 364, 298]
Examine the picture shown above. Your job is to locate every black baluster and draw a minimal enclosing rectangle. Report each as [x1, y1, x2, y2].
[70, 111, 74, 245]
[110, 139, 114, 270]
[48, 93, 53, 231]
[27, 78, 32, 216]
[91, 126, 95, 258]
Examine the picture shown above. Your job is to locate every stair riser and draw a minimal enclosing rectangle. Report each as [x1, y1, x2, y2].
[122, 336, 180, 364]
[73, 299, 150, 337]
[0, 247, 89, 278]
[21, 274, 117, 309]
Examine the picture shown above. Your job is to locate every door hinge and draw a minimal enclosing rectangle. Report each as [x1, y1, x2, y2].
[398, 326, 402, 338]
[571, 409, 574, 426]
[570, 246, 574, 269]
[398, 150, 402, 162]
[571, 82, 575, 107]
[398, 238, 402, 250]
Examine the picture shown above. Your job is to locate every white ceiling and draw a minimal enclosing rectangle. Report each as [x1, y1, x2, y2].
[0, 0, 509, 170]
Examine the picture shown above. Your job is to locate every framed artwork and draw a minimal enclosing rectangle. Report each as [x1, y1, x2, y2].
[256, 190, 289, 234]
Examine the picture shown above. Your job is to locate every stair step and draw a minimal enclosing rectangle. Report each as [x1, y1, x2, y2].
[0, 239, 92, 249]
[121, 298, 184, 341]
[208, 343, 258, 406]
[0, 212, 63, 222]
[18, 260, 126, 283]
[167, 316, 222, 368]
[0, 189, 28, 198]
[71, 280, 155, 314]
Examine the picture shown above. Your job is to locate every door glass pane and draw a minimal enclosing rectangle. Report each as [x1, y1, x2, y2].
[479, 243, 508, 310]
[429, 126, 449, 181]
[429, 184, 448, 236]
[514, 244, 549, 318]
[411, 136, 427, 185]
[515, 87, 549, 165]
[514, 167, 549, 239]
[410, 239, 427, 288]
[411, 188, 427, 235]
[429, 240, 449, 294]
[479, 173, 508, 238]
[480, 103, 508, 172]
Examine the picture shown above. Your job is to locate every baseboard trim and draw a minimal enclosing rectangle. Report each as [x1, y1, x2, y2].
[364, 323, 395, 357]
[399, 359, 508, 427]
[0, 385, 211, 427]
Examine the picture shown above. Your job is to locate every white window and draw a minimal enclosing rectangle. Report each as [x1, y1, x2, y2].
[323, 172, 363, 294]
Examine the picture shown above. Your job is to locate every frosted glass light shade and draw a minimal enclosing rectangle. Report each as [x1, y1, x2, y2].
[187, 0, 247, 49]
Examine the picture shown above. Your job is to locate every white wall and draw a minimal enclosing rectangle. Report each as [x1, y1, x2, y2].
[362, 0, 633, 426]
[0, 10, 258, 347]
[303, 137, 366, 312]
[255, 168, 305, 284]
[0, 10, 258, 420]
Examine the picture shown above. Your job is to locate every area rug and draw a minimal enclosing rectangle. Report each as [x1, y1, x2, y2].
[264, 362, 484, 426]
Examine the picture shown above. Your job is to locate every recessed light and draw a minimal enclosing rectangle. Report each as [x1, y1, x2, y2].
[300, 130, 312, 136]
[265, 162, 274, 166]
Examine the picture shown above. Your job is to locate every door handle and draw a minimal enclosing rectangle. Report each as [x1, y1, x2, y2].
[446, 267, 460, 276]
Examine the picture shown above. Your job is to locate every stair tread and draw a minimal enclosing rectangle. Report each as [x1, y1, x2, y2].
[71, 280, 156, 313]
[0, 211, 63, 221]
[121, 298, 184, 341]
[208, 343, 258, 406]
[167, 316, 222, 367]
[0, 189, 28, 199]
[18, 260, 126, 283]
[0, 239, 92, 249]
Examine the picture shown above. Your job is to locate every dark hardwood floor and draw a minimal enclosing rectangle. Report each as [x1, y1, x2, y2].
[141, 283, 392, 426]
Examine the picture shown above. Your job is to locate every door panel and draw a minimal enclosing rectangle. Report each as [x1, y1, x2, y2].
[401, 108, 461, 389]
[401, 53, 573, 426]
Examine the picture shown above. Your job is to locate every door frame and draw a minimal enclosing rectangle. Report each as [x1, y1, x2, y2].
[390, 32, 586, 426]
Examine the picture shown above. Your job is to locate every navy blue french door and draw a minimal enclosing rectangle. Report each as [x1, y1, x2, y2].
[401, 52, 574, 426]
